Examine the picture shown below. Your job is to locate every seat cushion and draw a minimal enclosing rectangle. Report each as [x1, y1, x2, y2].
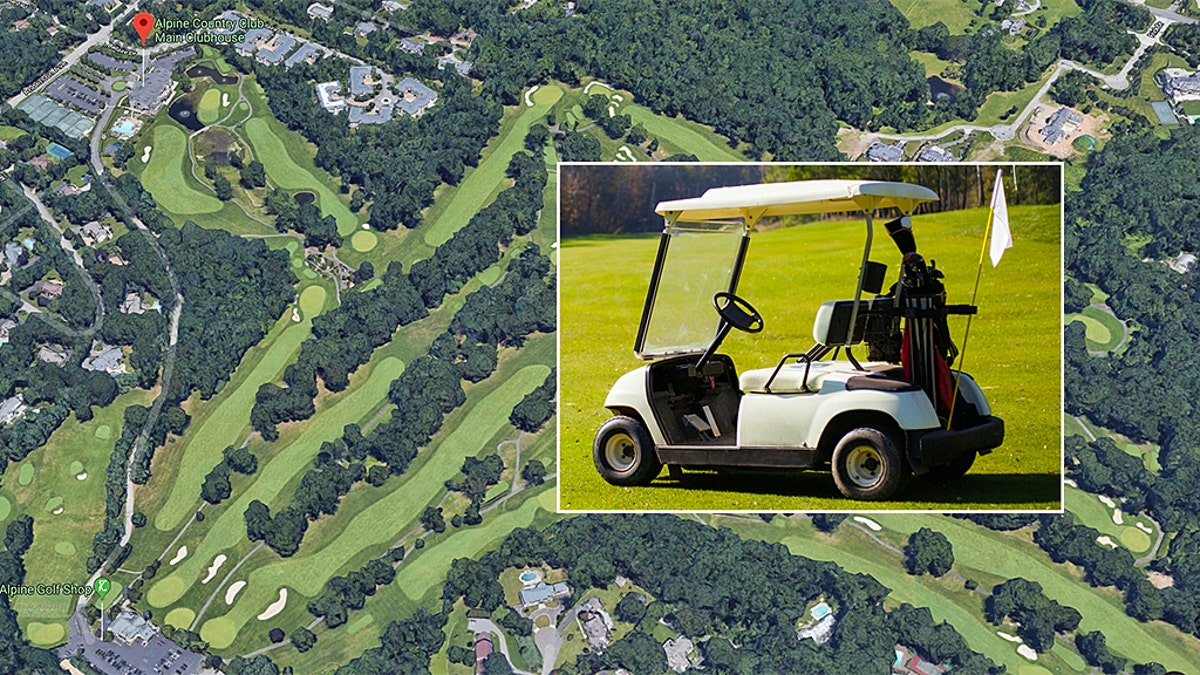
[739, 361, 845, 393]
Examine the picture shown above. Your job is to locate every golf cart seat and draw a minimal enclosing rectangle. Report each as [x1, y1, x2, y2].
[738, 298, 895, 394]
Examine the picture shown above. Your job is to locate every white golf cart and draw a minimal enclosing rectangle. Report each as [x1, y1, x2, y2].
[593, 180, 1005, 500]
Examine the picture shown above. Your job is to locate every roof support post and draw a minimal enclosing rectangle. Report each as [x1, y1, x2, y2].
[846, 210, 873, 364]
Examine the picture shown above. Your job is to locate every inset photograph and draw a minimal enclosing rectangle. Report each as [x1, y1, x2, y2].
[558, 163, 1063, 511]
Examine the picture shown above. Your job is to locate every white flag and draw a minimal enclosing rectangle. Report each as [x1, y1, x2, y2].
[989, 169, 1012, 267]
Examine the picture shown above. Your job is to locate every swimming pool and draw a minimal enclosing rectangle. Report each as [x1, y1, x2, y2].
[112, 120, 137, 137]
[519, 570, 539, 583]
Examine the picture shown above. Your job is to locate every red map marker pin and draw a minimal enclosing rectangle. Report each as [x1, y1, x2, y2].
[133, 12, 155, 46]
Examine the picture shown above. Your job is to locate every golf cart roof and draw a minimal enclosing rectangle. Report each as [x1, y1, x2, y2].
[655, 180, 939, 222]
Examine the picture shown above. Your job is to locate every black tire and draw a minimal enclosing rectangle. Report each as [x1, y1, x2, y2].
[831, 426, 909, 500]
[593, 416, 662, 486]
[922, 451, 976, 481]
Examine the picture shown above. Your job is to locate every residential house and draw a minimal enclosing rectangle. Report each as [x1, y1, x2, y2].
[35, 280, 64, 306]
[354, 22, 377, 37]
[579, 597, 612, 650]
[519, 580, 569, 607]
[1039, 107, 1083, 145]
[473, 633, 492, 675]
[120, 292, 145, 315]
[37, 345, 69, 366]
[349, 66, 378, 97]
[1162, 68, 1200, 103]
[0, 395, 25, 426]
[83, 346, 125, 375]
[257, 33, 298, 66]
[4, 242, 28, 270]
[79, 221, 113, 246]
[916, 146, 955, 162]
[395, 76, 437, 116]
[315, 81, 347, 112]
[285, 42, 324, 69]
[0, 318, 17, 342]
[864, 141, 903, 162]
[663, 636, 697, 673]
[307, 2, 334, 21]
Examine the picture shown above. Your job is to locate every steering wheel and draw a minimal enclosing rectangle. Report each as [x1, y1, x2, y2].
[713, 292, 764, 334]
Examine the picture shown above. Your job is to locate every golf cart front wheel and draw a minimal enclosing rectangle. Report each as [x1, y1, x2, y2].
[593, 416, 662, 486]
[831, 426, 909, 501]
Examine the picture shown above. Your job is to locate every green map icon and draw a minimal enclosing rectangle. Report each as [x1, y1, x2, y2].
[93, 577, 110, 598]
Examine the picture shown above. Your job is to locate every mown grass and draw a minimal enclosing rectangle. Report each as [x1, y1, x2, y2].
[559, 205, 1062, 511]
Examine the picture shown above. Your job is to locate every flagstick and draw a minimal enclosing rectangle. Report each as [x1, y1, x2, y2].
[945, 204, 996, 430]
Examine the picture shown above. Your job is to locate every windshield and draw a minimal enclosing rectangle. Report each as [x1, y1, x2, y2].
[635, 220, 747, 358]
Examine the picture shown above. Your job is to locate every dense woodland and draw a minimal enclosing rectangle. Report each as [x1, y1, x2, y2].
[0, 516, 63, 672]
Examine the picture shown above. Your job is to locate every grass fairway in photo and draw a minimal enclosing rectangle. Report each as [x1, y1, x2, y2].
[559, 204, 1062, 511]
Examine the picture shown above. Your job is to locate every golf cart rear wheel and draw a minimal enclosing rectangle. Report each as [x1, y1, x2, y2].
[831, 426, 909, 500]
[922, 451, 976, 481]
[593, 416, 662, 486]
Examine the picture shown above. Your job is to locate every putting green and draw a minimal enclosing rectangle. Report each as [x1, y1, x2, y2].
[94, 424, 112, 439]
[478, 266, 501, 286]
[149, 357, 407, 606]
[69, 461, 84, 474]
[165, 607, 196, 629]
[1051, 642, 1087, 671]
[301, 268, 317, 280]
[346, 613, 374, 635]
[53, 542, 76, 556]
[1068, 314, 1110, 346]
[299, 285, 326, 318]
[423, 85, 563, 247]
[350, 230, 377, 252]
[199, 89, 221, 125]
[0, 495, 10, 521]
[1119, 527, 1151, 551]
[111, 80, 126, 92]
[200, 616, 236, 649]
[26, 622, 65, 646]
[147, 577, 186, 608]
[1017, 665, 1052, 675]
[538, 488, 555, 510]
[44, 496, 63, 512]
[141, 125, 222, 215]
[17, 463, 34, 486]
[243, 117, 358, 235]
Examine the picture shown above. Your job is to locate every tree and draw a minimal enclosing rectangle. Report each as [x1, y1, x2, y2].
[484, 653, 513, 675]
[239, 160, 267, 189]
[200, 463, 232, 505]
[132, 512, 147, 528]
[291, 627, 316, 653]
[615, 592, 647, 623]
[213, 174, 233, 201]
[223, 445, 258, 475]
[420, 506, 445, 533]
[904, 527, 954, 577]
[356, 261, 374, 282]
[521, 459, 546, 486]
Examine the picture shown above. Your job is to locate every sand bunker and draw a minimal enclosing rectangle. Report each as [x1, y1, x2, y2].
[852, 516, 881, 532]
[257, 588, 287, 620]
[1064, 478, 1077, 487]
[1136, 522, 1153, 534]
[222, 93, 229, 107]
[1096, 535, 1118, 549]
[76, 473, 87, 481]
[169, 545, 188, 565]
[1017, 644, 1037, 660]
[997, 632, 1022, 643]
[1097, 494, 1116, 508]
[291, 307, 300, 322]
[1112, 509, 1123, 525]
[202, 554, 227, 584]
[225, 580, 246, 605]
[52, 507, 63, 515]
[141, 145, 152, 163]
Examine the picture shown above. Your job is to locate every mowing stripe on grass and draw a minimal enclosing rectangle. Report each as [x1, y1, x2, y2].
[140, 125, 222, 215]
[624, 104, 744, 161]
[147, 357, 406, 608]
[422, 85, 563, 248]
[155, 294, 321, 531]
[868, 514, 1200, 671]
[211, 365, 549, 633]
[243, 117, 358, 235]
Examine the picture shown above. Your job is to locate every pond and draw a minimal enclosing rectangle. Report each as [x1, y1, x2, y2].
[186, 64, 238, 86]
[168, 98, 205, 132]
[927, 76, 963, 102]
[293, 191, 316, 205]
